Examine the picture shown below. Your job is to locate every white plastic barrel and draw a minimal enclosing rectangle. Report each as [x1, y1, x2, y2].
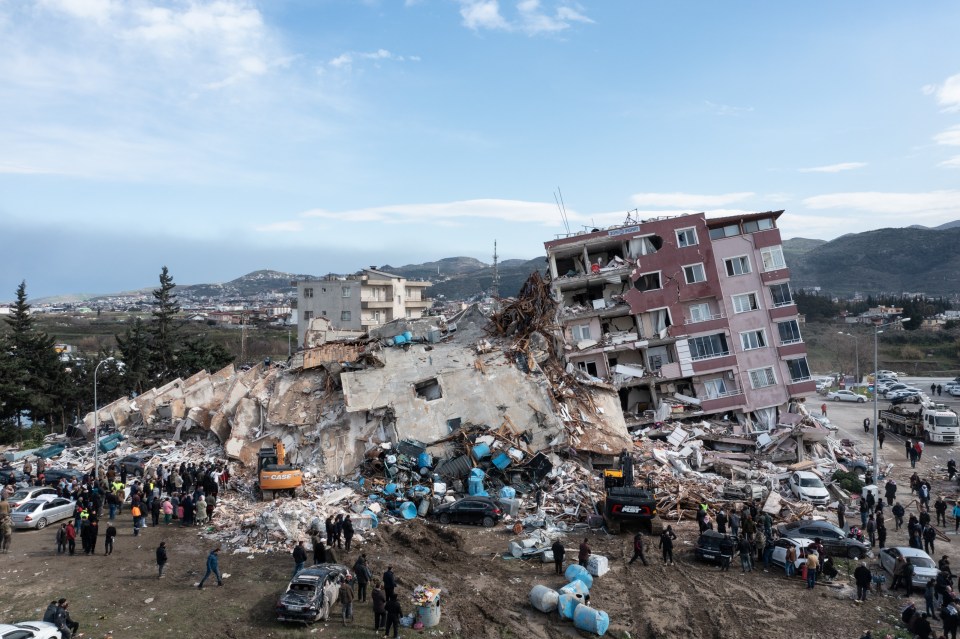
[529, 585, 559, 613]
[564, 563, 594, 588]
[573, 604, 610, 636]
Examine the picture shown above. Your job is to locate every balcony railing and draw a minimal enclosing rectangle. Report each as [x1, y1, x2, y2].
[684, 312, 725, 325]
[772, 300, 795, 308]
[690, 350, 731, 362]
[705, 387, 743, 400]
[779, 338, 803, 346]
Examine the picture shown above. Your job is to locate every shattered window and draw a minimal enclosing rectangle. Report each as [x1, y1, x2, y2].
[676, 228, 698, 247]
[787, 358, 811, 382]
[633, 272, 661, 292]
[414, 378, 442, 401]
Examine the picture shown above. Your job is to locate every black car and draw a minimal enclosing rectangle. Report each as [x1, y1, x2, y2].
[0, 467, 29, 486]
[433, 496, 502, 528]
[694, 530, 738, 563]
[117, 452, 154, 477]
[276, 564, 352, 623]
[777, 519, 869, 559]
[41, 468, 86, 486]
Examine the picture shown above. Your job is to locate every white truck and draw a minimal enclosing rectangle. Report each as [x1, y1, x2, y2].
[880, 401, 960, 444]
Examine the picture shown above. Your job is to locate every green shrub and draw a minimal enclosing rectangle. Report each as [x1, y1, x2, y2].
[832, 470, 864, 494]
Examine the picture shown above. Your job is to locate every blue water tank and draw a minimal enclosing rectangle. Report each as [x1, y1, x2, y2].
[573, 605, 610, 636]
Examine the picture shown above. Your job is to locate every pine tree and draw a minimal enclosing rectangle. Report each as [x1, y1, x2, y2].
[116, 318, 150, 394]
[147, 266, 182, 384]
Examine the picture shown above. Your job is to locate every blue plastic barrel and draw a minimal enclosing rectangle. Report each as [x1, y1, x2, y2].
[418, 452, 433, 469]
[468, 477, 488, 497]
[399, 501, 418, 519]
[491, 452, 511, 470]
[573, 605, 610, 636]
[416, 598, 440, 627]
[469, 467, 485, 479]
[564, 564, 594, 589]
[402, 331, 413, 342]
[384, 483, 398, 495]
[498, 486, 516, 499]
[557, 593, 584, 620]
[472, 444, 491, 459]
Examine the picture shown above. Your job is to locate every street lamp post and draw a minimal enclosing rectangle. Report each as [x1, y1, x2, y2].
[93, 357, 115, 481]
[838, 331, 860, 387]
[872, 318, 909, 483]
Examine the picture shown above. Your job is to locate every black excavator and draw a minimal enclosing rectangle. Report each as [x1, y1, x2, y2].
[601, 448, 662, 534]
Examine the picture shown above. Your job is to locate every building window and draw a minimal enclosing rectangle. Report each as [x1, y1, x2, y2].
[724, 255, 751, 276]
[342, 286, 352, 298]
[688, 302, 712, 323]
[777, 319, 802, 344]
[303, 311, 314, 321]
[414, 378, 442, 401]
[749, 367, 777, 389]
[576, 361, 599, 377]
[633, 271, 662, 292]
[703, 377, 729, 399]
[321, 310, 327, 316]
[321, 287, 327, 293]
[689, 333, 730, 360]
[732, 292, 760, 313]
[303, 287, 314, 298]
[676, 228, 698, 247]
[760, 246, 786, 271]
[740, 329, 767, 351]
[341, 311, 351, 322]
[709, 224, 740, 240]
[571, 324, 592, 341]
[683, 263, 707, 284]
[769, 283, 793, 307]
[743, 218, 774, 233]
[787, 357, 811, 382]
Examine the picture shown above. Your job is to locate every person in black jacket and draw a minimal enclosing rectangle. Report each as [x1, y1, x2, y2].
[628, 532, 647, 566]
[334, 514, 344, 549]
[551, 539, 565, 575]
[371, 581, 387, 631]
[156, 541, 168, 578]
[659, 526, 677, 565]
[384, 593, 403, 638]
[383, 566, 396, 600]
[854, 561, 872, 601]
[353, 554, 371, 602]
[343, 517, 355, 552]
[292, 540, 308, 577]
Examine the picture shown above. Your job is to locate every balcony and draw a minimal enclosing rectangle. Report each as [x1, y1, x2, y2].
[777, 342, 807, 358]
[768, 304, 799, 320]
[787, 379, 817, 396]
[684, 312, 725, 325]
[691, 354, 739, 374]
[403, 299, 431, 308]
[701, 389, 746, 412]
[361, 299, 393, 309]
[552, 265, 633, 291]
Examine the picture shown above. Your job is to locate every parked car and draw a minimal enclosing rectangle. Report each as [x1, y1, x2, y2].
[9, 487, 58, 509]
[117, 452, 154, 477]
[11, 497, 75, 530]
[827, 390, 865, 403]
[951, 386, 960, 398]
[275, 563, 353, 623]
[777, 520, 869, 559]
[0, 467, 29, 487]
[887, 389, 921, 402]
[878, 547, 938, 589]
[40, 468, 85, 486]
[769, 536, 813, 569]
[0, 621, 61, 639]
[694, 530, 738, 564]
[433, 496, 503, 528]
[788, 472, 830, 505]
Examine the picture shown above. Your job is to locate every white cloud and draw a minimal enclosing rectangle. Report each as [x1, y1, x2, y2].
[923, 73, 960, 112]
[934, 125, 960, 147]
[458, 0, 592, 35]
[803, 190, 960, 216]
[630, 192, 755, 208]
[940, 156, 960, 169]
[302, 198, 567, 225]
[256, 221, 304, 233]
[328, 48, 410, 70]
[798, 162, 867, 173]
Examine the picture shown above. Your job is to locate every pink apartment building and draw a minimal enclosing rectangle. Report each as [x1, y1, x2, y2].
[544, 211, 815, 430]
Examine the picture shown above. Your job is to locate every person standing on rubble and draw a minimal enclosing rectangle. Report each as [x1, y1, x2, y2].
[877, 518, 887, 549]
[805, 551, 819, 589]
[292, 540, 307, 577]
[354, 554, 371, 602]
[629, 532, 647, 566]
[741, 514, 756, 544]
[325, 516, 335, 545]
[578, 538, 592, 568]
[730, 509, 741, 540]
[343, 517, 355, 552]
[334, 514, 344, 549]
[716, 508, 728, 534]
[854, 561, 872, 602]
[551, 539, 565, 575]
[383, 566, 396, 600]
[659, 526, 677, 565]
[311, 530, 325, 565]
[195, 494, 209, 527]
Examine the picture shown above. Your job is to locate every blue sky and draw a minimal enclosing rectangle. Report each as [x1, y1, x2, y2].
[2, 0, 960, 299]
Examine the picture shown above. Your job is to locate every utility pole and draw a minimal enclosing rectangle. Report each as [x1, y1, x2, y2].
[490, 239, 500, 299]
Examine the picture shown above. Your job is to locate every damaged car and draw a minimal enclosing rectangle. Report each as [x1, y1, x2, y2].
[432, 496, 503, 528]
[276, 564, 353, 624]
[777, 520, 869, 559]
[788, 471, 830, 506]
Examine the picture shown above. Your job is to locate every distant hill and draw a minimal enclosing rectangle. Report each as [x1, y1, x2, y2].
[788, 227, 960, 295]
[177, 270, 315, 299]
[380, 257, 545, 300]
[909, 219, 960, 230]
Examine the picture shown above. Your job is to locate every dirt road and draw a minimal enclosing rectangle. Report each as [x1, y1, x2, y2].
[5, 395, 958, 638]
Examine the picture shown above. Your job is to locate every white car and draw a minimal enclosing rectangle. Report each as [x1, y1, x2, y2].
[788, 471, 830, 505]
[10, 497, 75, 530]
[770, 536, 813, 569]
[826, 390, 865, 403]
[878, 547, 938, 589]
[951, 387, 960, 398]
[0, 621, 61, 639]
[8, 487, 58, 509]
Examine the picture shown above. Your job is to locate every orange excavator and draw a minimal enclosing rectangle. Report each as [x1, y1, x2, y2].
[256, 442, 303, 500]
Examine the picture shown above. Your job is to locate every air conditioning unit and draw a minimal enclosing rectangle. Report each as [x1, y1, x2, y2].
[726, 371, 735, 380]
